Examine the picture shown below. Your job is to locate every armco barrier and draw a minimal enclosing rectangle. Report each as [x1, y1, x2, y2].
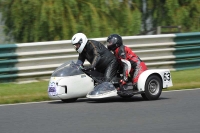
[0, 32, 200, 83]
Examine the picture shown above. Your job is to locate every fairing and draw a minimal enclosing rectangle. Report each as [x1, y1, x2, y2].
[48, 60, 94, 100]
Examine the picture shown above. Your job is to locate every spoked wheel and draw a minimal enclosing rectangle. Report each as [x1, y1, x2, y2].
[61, 98, 78, 103]
[141, 75, 162, 100]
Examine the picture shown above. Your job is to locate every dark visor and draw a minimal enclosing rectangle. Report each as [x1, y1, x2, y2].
[107, 37, 117, 46]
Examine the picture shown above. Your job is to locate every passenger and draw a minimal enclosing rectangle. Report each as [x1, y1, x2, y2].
[106, 34, 148, 94]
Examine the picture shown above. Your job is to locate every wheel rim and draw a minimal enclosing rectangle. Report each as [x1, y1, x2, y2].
[148, 79, 160, 95]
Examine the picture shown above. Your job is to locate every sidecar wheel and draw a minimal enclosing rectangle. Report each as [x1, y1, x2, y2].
[61, 98, 78, 103]
[141, 75, 162, 100]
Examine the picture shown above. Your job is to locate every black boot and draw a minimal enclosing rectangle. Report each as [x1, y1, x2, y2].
[117, 83, 134, 96]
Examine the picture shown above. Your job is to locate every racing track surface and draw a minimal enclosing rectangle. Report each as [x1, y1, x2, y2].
[0, 89, 200, 133]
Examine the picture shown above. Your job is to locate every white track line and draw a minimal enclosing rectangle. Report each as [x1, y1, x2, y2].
[0, 100, 60, 107]
[0, 88, 200, 107]
[164, 88, 200, 92]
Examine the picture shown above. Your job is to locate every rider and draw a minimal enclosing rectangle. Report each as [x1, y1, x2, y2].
[106, 34, 148, 93]
[71, 33, 119, 82]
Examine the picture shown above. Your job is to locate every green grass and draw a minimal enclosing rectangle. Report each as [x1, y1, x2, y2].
[0, 81, 50, 104]
[168, 68, 200, 90]
[0, 68, 200, 104]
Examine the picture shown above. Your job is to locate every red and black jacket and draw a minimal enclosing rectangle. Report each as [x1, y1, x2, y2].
[114, 45, 143, 80]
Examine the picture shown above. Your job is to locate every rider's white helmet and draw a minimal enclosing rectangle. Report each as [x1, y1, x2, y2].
[71, 33, 88, 53]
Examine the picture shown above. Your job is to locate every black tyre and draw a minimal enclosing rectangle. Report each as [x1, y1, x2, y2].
[141, 75, 162, 100]
[61, 98, 78, 103]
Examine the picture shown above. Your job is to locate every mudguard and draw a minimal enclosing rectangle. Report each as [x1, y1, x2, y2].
[137, 69, 173, 92]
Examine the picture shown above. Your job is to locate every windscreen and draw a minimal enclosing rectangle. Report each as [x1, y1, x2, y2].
[51, 60, 84, 77]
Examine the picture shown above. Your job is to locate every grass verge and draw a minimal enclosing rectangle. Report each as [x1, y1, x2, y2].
[0, 81, 49, 104]
[0, 68, 200, 104]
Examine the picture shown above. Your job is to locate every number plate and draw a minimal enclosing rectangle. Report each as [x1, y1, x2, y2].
[48, 82, 57, 96]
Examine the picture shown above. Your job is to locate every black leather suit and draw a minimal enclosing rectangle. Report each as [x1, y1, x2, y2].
[78, 40, 119, 82]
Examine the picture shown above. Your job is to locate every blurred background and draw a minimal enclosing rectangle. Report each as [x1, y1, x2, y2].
[0, 0, 200, 44]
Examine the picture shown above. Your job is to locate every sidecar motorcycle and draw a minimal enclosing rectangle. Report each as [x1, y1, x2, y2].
[48, 60, 173, 102]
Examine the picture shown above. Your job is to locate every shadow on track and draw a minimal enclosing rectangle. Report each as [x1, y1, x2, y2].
[48, 96, 169, 104]
[86, 96, 169, 103]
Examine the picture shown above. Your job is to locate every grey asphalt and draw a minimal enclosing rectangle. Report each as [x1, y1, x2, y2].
[0, 89, 200, 133]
